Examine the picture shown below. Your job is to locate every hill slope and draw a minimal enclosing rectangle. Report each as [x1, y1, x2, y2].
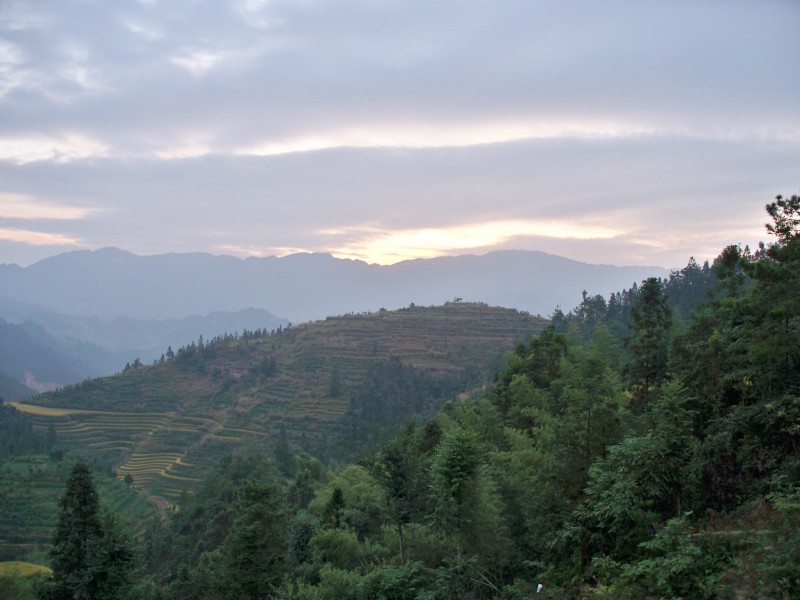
[14, 303, 547, 505]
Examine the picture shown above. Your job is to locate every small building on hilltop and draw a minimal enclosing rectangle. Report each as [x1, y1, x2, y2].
[209, 358, 253, 378]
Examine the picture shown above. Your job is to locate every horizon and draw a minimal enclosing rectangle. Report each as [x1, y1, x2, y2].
[0, 2, 798, 269]
[4, 244, 692, 272]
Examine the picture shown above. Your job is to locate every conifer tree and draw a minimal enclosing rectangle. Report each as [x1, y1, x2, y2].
[41, 461, 132, 600]
[42, 461, 103, 599]
[627, 277, 671, 407]
[219, 480, 288, 599]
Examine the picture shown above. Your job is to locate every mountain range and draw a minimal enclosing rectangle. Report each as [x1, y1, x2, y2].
[0, 247, 668, 391]
[0, 247, 668, 321]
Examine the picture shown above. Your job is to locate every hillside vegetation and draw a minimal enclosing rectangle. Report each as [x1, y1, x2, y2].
[115, 195, 794, 600]
[0, 453, 156, 563]
[3, 196, 799, 599]
[12, 303, 546, 505]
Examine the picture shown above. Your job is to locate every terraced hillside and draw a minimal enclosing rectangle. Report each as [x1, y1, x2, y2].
[14, 303, 547, 506]
[0, 454, 156, 561]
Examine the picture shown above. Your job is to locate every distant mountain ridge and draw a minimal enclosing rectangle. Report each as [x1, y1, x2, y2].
[0, 300, 288, 389]
[0, 319, 95, 394]
[0, 247, 669, 322]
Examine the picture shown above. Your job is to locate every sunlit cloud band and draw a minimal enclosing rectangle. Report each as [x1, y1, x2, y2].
[0, 228, 83, 246]
[0, 193, 98, 220]
[324, 219, 622, 265]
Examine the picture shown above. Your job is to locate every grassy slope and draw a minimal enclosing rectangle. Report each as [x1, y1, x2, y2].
[14, 303, 547, 506]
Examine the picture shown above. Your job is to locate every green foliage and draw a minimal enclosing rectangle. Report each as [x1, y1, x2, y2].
[309, 465, 383, 542]
[342, 358, 466, 453]
[166, 455, 278, 581]
[288, 511, 318, 568]
[370, 425, 429, 563]
[613, 516, 730, 599]
[429, 425, 511, 565]
[9, 196, 800, 599]
[717, 487, 800, 599]
[309, 529, 363, 571]
[0, 571, 45, 600]
[0, 405, 46, 461]
[94, 510, 135, 600]
[421, 553, 502, 600]
[357, 560, 432, 599]
[40, 461, 134, 600]
[566, 385, 698, 566]
[271, 578, 324, 600]
[626, 277, 672, 407]
[765, 193, 800, 241]
[274, 426, 298, 478]
[322, 488, 345, 529]
[316, 565, 359, 600]
[218, 480, 288, 599]
[46, 461, 103, 598]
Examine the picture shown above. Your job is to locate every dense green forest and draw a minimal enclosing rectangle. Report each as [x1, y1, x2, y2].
[2, 195, 799, 599]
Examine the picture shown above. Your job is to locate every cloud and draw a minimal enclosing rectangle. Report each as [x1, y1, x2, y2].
[170, 49, 227, 77]
[235, 119, 664, 157]
[121, 17, 165, 42]
[0, 227, 83, 247]
[0, 0, 796, 269]
[0, 134, 109, 164]
[0, 192, 99, 220]
[322, 219, 623, 264]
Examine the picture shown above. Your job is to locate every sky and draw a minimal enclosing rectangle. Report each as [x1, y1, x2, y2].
[0, 0, 798, 269]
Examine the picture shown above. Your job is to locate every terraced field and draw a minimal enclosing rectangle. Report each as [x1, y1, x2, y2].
[0, 454, 156, 561]
[9, 403, 271, 504]
[14, 303, 547, 506]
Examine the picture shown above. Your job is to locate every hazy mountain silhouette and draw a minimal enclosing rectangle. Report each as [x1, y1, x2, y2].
[0, 298, 288, 384]
[0, 247, 669, 322]
[0, 319, 96, 392]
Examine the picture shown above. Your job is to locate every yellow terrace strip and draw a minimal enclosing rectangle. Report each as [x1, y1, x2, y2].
[0, 561, 53, 577]
[217, 426, 268, 437]
[9, 402, 176, 418]
[9, 403, 94, 417]
[161, 472, 202, 482]
[126, 452, 183, 460]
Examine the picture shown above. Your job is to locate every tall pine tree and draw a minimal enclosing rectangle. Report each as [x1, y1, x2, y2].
[45, 461, 103, 599]
[41, 461, 132, 600]
[627, 277, 672, 408]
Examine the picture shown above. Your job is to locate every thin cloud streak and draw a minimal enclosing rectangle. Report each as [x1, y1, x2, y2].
[0, 134, 109, 164]
[0, 228, 83, 247]
[0, 193, 99, 220]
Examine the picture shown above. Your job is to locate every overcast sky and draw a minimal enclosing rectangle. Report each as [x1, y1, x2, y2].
[0, 0, 798, 269]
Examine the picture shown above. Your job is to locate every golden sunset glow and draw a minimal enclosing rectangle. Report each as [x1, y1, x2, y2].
[0, 228, 83, 246]
[326, 219, 622, 265]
